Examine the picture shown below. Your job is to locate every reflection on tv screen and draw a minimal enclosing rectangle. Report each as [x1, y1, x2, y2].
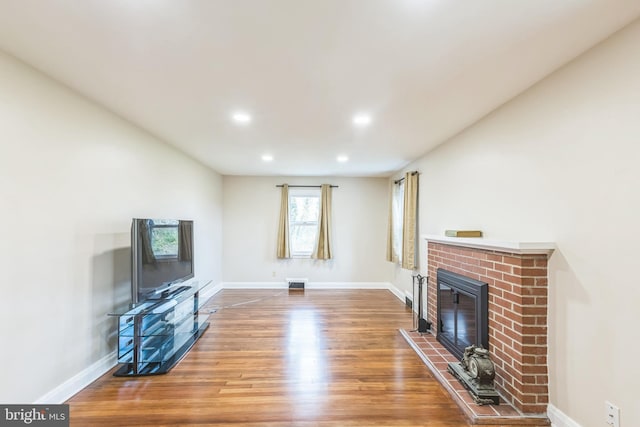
[132, 218, 194, 302]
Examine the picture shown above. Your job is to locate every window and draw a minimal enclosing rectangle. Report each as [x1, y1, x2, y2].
[391, 180, 404, 263]
[288, 188, 320, 258]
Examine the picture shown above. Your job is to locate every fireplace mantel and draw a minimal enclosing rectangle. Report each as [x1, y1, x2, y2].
[423, 234, 555, 255]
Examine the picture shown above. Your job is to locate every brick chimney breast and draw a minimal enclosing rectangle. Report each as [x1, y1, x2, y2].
[424, 235, 554, 414]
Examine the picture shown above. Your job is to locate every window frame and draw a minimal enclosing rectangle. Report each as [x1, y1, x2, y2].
[288, 188, 321, 258]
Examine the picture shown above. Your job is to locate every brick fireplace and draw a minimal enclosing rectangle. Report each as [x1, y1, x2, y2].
[425, 236, 554, 415]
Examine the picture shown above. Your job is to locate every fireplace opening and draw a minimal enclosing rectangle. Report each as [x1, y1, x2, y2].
[437, 269, 488, 360]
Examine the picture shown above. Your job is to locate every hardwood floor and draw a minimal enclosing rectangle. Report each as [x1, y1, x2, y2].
[68, 289, 480, 426]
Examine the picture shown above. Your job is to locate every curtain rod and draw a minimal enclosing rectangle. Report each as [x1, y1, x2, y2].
[276, 185, 339, 188]
[394, 171, 419, 185]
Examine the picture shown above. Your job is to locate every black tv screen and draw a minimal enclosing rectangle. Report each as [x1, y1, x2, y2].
[131, 218, 194, 303]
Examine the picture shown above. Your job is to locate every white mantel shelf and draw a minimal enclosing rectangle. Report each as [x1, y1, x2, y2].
[423, 234, 555, 255]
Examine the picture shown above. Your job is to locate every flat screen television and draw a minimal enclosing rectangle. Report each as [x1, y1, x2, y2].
[131, 218, 194, 304]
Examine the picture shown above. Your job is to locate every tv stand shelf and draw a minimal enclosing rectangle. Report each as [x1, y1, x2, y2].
[109, 282, 209, 376]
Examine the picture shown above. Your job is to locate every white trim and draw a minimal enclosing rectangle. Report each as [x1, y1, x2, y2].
[423, 234, 556, 255]
[220, 281, 406, 302]
[547, 404, 582, 427]
[307, 282, 406, 302]
[222, 281, 288, 289]
[307, 281, 390, 289]
[386, 283, 406, 303]
[34, 351, 117, 404]
[198, 281, 223, 307]
[35, 282, 222, 404]
[35, 281, 405, 404]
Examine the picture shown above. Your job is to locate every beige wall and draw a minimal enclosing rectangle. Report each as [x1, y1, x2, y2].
[392, 19, 640, 427]
[222, 176, 391, 284]
[0, 51, 223, 403]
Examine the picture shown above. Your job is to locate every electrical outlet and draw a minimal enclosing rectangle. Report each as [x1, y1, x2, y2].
[272, 271, 276, 277]
[605, 401, 620, 427]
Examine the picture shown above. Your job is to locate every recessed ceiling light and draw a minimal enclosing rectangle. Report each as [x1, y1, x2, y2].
[352, 114, 372, 127]
[262, 154, 273, 162]
[337, 155, 349, 163]
[232, 112, 252, 124]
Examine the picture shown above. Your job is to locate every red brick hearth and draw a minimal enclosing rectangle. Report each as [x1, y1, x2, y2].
[425, 236, 554, 415]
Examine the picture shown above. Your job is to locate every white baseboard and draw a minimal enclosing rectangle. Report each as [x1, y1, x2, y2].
[35, 283, 222, 404]
[198, 281, 223, 306]
[34, 351, 117, 404]
[221, 281, 288, 289]
[306, 281, 391, 290]
[36, 282, 407, 404]
[221, 281, 407, 303]
[386, 283, 406, 303]
[547, 404, 582, 427]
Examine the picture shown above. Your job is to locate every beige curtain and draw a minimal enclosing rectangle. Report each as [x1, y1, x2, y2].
[386, 181, 394, 262]
[178, 221, 193, 261]
[276, 184, 290, 259]
[312, 184, 332, 260]
[401, 172, 418, 270]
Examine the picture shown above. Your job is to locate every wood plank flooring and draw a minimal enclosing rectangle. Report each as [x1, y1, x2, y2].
[68, 289, 482, 426]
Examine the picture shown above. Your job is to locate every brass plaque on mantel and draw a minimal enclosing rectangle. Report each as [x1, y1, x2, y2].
[444, 230, 483, 238]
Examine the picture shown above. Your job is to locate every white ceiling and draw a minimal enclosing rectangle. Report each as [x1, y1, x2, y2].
[1, 1, 639, 177]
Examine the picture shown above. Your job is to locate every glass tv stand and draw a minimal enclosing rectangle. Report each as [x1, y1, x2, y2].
[108, 281, 210, 376]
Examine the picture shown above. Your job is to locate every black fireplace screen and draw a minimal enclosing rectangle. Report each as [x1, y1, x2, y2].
[437, 269, 488, 360]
